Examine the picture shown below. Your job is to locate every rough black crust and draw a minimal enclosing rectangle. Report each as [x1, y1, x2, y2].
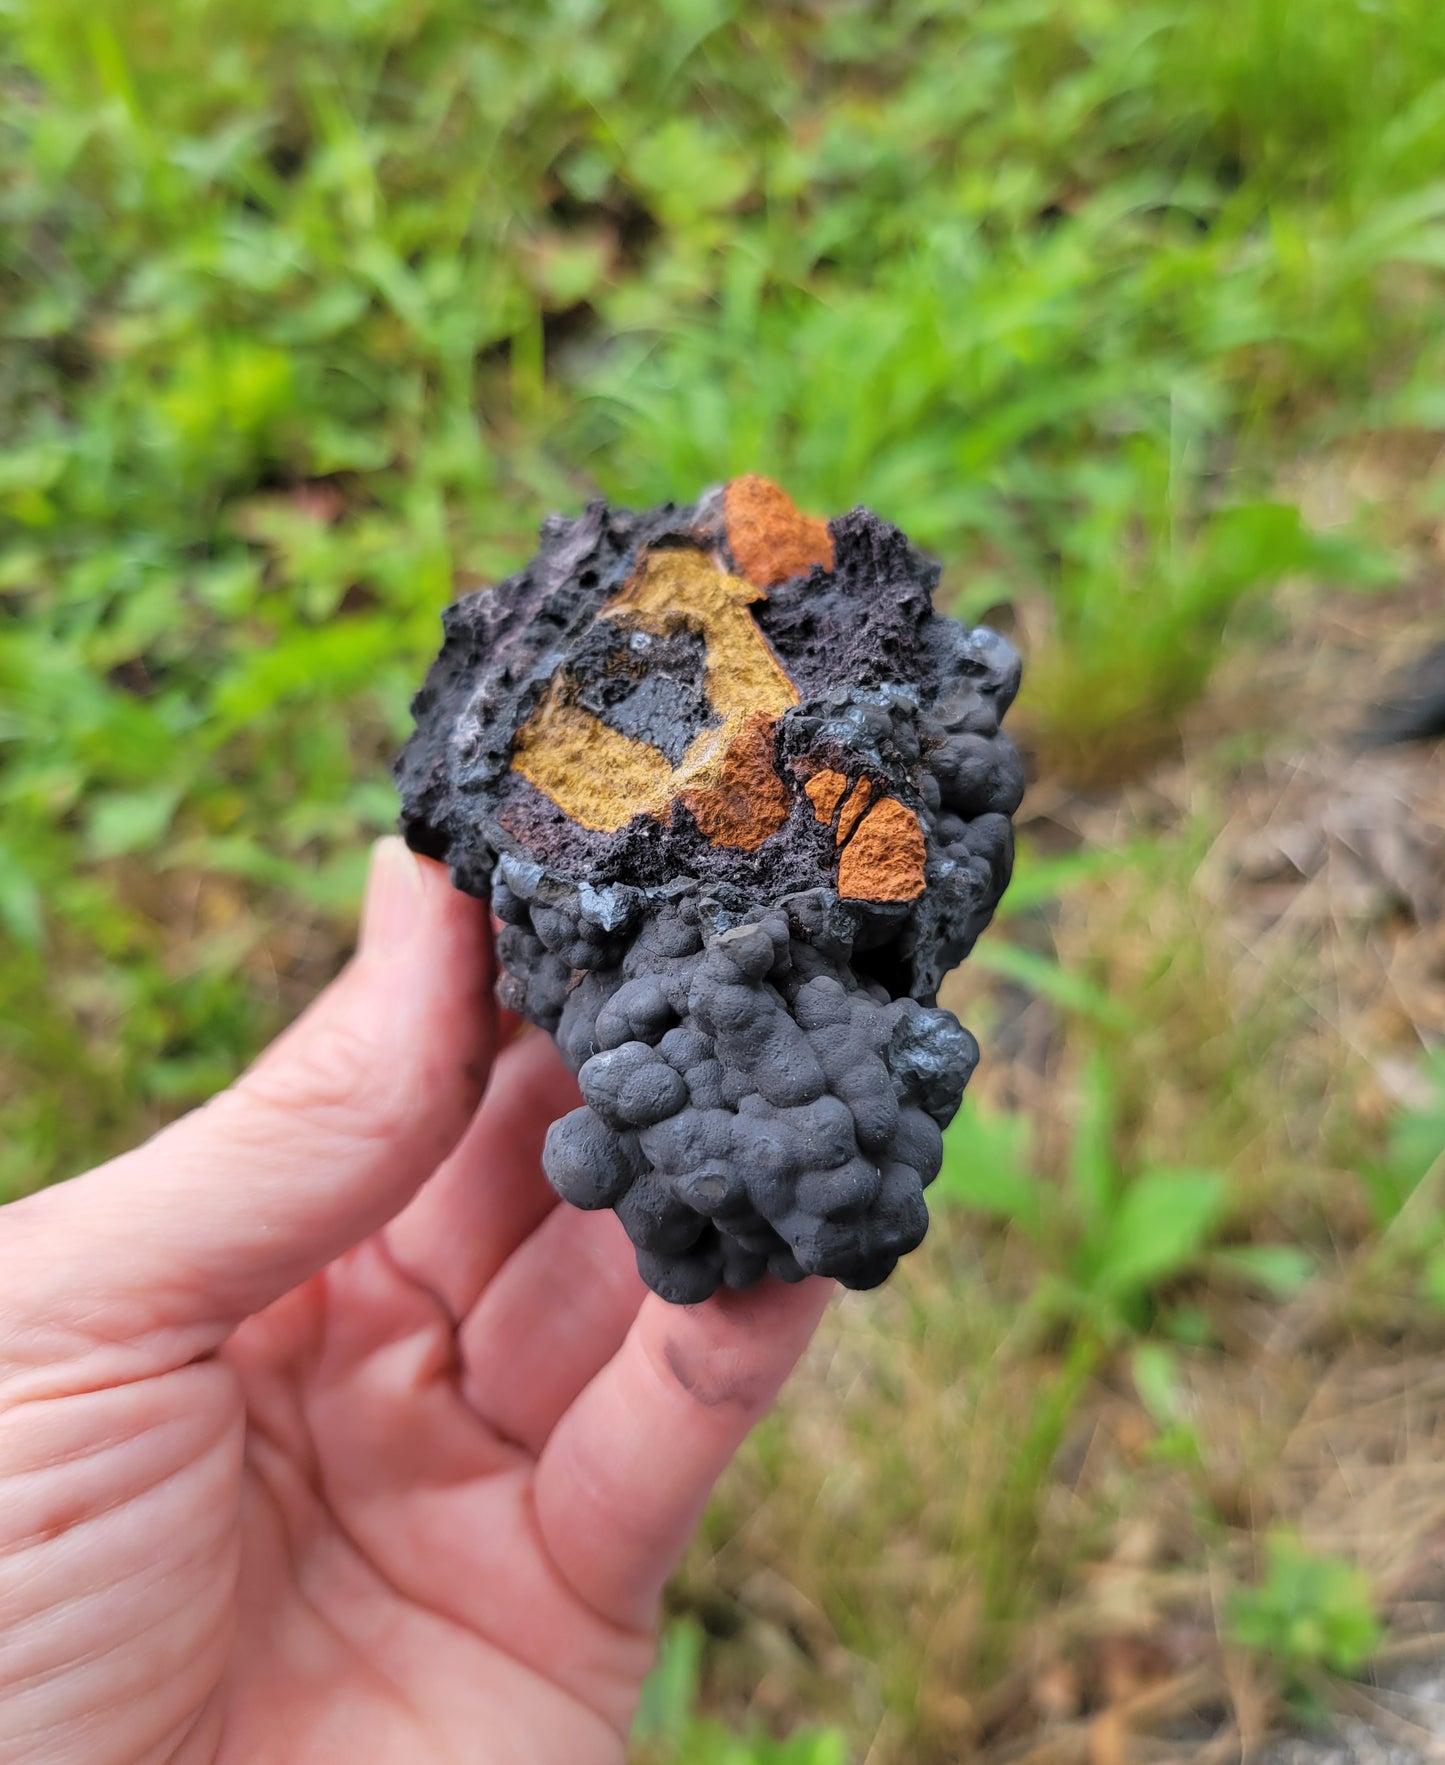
[396, 489, 1023, 1302]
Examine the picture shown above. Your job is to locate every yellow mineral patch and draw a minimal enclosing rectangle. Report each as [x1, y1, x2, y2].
[838, 797, 927, 902]
[509, 699, 677, 832]
[510, 547, 800, 835]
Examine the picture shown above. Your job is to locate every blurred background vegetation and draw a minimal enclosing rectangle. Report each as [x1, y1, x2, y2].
[2, 0, 1444, 1757]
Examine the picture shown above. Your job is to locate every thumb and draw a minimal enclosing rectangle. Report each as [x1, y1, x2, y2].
[0, 839, 495, 1383]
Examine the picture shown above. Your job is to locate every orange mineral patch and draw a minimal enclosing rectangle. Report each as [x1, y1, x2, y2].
[804, 768, 849, 825]
[511, 547, 799, 835]
[680, 713, 790, 850]
[838, 798, 927, 903]
[724, 475, 835, 588]
[804, 769, 874, 842]
[836, 777, 874, 843]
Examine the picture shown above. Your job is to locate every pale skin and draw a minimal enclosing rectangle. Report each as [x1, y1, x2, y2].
[0, 840, 832, 1764]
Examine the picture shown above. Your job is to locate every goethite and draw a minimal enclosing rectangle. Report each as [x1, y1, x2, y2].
[397, 476, 1023, 1303]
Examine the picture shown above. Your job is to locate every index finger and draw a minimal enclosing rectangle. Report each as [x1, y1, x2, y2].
[531, 1277, 833, 1632]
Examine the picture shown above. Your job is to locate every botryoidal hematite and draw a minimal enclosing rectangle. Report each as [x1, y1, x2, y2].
[396, 477, 1023, 1303]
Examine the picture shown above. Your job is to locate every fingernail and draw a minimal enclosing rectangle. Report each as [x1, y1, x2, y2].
[360, 837, 427, 956]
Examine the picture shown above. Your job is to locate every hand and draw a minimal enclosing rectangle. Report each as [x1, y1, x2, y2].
[0, 841, 831, 1764]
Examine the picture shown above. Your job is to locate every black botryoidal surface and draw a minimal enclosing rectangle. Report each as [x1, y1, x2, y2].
[397, 481, 1023, 1302]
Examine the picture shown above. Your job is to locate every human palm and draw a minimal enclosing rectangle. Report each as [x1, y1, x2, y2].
[0, 844, 829, 1765]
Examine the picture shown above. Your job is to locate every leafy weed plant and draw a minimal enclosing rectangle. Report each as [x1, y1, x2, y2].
[633, 1620, 849, 1765]
[1229, 1532, 1382, 1684]
[936, 1055, 1228, 1341]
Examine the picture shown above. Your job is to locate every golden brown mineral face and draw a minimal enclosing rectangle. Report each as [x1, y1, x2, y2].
[396, 477, 1023, 1302]
[510, 546, 799, 843]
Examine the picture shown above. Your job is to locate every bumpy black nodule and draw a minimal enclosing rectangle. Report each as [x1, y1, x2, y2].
[396, 485, 1023, 1303]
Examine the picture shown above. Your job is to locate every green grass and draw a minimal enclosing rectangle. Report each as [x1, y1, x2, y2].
[1, 0, 1437, 1168]
[3, 0, 1445, 1755]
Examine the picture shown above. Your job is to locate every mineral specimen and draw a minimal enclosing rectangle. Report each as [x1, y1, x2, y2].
[396, 477, 1023, 1303]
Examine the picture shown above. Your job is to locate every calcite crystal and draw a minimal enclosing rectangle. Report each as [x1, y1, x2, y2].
[397, 477, 1023, 1303]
